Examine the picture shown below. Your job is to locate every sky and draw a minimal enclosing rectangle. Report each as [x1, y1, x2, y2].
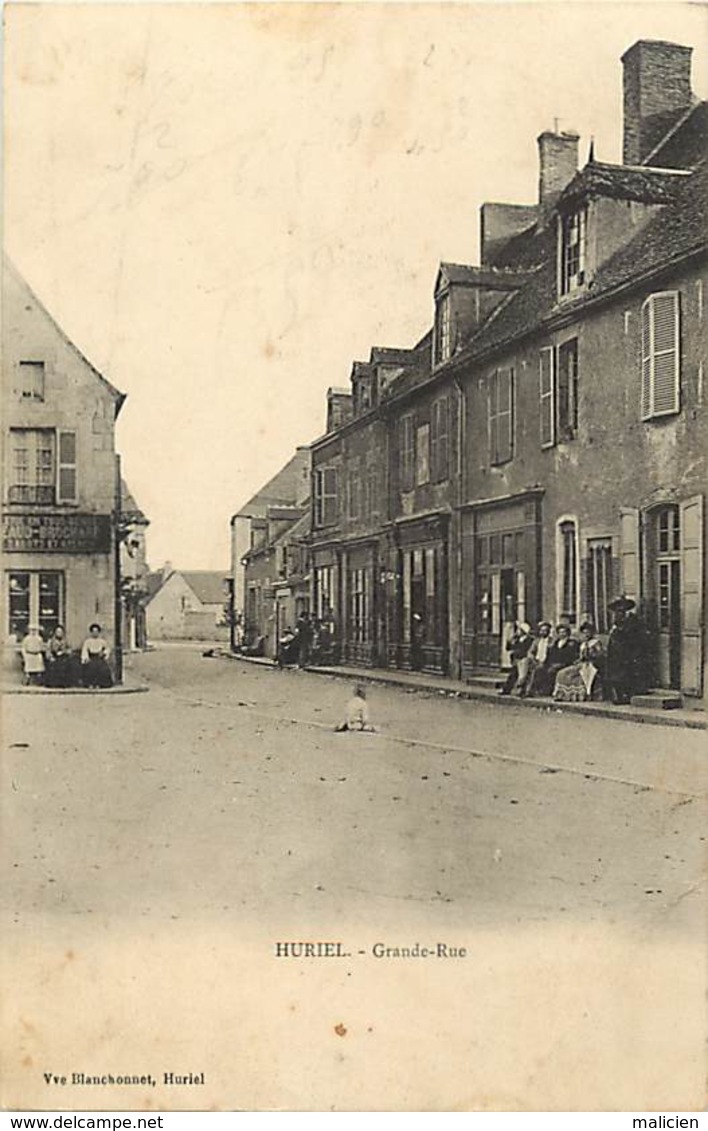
[5, 1, 707, 571]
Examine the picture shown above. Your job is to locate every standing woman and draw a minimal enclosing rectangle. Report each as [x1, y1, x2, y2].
[21, 625, 46, 686]
[80, 623, 113, 688]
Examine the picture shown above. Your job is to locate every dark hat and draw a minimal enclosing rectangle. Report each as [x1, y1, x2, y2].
[537, 620, 552, 630]
[89, 622, 102, 632]
[608, 595, 636, 612]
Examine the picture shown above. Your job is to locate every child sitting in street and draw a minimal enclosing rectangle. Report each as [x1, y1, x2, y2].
[335, 684, 375, 732]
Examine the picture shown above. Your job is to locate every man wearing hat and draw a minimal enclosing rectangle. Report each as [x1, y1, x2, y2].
[605, 596, 649, 705]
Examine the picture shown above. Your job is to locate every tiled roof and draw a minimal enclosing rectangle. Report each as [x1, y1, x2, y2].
[643, 100, 708, 170]
[235, 447, 310, 517]
[559, 161, 688, 209]
[120, 479, 149, 525]
[181, 571, 228, 605]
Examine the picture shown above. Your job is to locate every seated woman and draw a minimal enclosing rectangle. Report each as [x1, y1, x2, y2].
[553, 621, 604, 703]
[528, 622, 579, 697]
[276, 627, 298, 668]
[80, 623, 113, 688]
[45, 625, 77, 688]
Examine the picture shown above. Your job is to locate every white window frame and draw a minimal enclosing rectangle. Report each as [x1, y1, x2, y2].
[539, 347, 555, 448]
[435, 292, 452, 365]
[555, 515, 581, 627]
[641, 291, 680, 420]
[57, 430, 78, 504]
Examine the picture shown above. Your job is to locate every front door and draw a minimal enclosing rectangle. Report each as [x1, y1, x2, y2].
[657, 558, 681, 689]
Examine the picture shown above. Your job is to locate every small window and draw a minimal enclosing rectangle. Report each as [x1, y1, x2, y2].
[657, 505, 680, 555]
[20, 361, 45, 401]
[435, 292, 451, 364]
[586, 537, 612, 633]
[488, 368, 514, 465]
[560, 208, 587, 295]
[641, 292, 680, 420]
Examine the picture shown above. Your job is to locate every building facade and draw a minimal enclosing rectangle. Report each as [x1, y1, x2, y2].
[305, 38, 707, 703]
[145, 569, 229, 641]
[2, 260, 126, 677]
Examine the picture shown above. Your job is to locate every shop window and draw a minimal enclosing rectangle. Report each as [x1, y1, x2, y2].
[488, 368, 514, 465]
[641, 292, 680, 420]
[586, 537, 612, 633]
[349, 568, 370, 643]
[8, 571, 63, 641]
[20, 361, 45, 401]
[8, 429, 56, 505]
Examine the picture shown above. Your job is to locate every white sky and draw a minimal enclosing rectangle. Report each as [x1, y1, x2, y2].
[5, 2, 707, 570]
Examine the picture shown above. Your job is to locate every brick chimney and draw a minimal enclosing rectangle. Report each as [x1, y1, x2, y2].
[622, 40, 693, 165]
[537, 131, 579, 222]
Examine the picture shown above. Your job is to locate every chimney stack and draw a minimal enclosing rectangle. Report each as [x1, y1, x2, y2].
[537, 131, 579, 221]
[622, 40, 693, 165]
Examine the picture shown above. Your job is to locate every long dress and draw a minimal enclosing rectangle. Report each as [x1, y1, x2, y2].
[45, 636, 75, 688]
[21, 632, 45, 682]
[553, 638, 604, 702]
[81, 637, 113, 688]
[605, 616, 649, 703]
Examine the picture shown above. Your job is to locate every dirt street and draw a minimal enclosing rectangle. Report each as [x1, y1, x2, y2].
[2, 645, 706, 1111]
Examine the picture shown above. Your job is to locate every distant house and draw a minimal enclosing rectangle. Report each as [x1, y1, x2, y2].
[119, 480, 150, 651]
[145, 568, 229, 641]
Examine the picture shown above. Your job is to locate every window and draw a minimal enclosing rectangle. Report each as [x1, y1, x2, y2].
[488, 368, 514, 465]
[430, 396, 449, 482]
[348, 466, 362, 519]
[587, 538, 612, 633]
[435, 292, 451, 364]
[314, 467, 337, 527]
[641, 292, 680, 419]
[349, 568, 370, 643]
[400, 415, 414, 491]
[557, 339, 579, 439]
[57, 431, 78, 503]
[8, 571, 63, 640]
[314, 565, 334, 620]
[539, 347, 555, 448]
[657, 504, 680, 554]
[415, 423, 430, 485]
[8, 429, 56, 504]
[558, 519, 578, 625]
[560, 208, 587, 295]
[539, 340, 579, 446]
[20, 361, 45, 401]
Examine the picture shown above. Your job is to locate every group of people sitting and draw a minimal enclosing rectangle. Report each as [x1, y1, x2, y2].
[500, 596, 650, 705]
[20, 623, 114, 689]
[275, 612, 337, 669]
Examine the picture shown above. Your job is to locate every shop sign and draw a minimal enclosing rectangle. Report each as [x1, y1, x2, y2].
[2, 512, 112, 554]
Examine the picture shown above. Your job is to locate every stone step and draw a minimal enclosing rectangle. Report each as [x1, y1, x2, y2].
[630, 690, 683, 710]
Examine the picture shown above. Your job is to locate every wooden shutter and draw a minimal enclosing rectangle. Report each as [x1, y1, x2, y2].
[641, 293, 680, 419]
[323, 467, 337, 526]
[680, 495, 703, 695]
[619, 507, 641, 602]
[497, 368, 514, 463]
[57, 430, 77, 503]
[539, 347, 555, 448]
[488, 380, 497, 465]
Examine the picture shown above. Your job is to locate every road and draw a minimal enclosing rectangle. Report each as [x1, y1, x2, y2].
[2, 645, 706, 1111]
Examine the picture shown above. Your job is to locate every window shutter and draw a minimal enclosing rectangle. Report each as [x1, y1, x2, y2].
[57, 430, 77, 503]
[680, 495, 703, 695]
[539, 347, 555, 447]
[619, 507, 641, 603]
[642, 293, 680, 419]
[488, 380, 497, 465]
[498, 368, 514, 463]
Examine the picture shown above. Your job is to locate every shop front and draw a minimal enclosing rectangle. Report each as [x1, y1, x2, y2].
[384, 513, 449, 675]
[461, 491, 543, 675]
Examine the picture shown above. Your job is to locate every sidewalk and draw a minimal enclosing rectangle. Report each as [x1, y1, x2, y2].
[2, 672, 149, 695]
[225, 651, 706, 731]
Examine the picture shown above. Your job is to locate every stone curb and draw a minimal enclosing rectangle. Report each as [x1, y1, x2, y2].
[2, 681, 149, 696]
[223, 652, 706, 731]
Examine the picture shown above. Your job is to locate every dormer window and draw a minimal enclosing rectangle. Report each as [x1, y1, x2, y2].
[560, 207, 587, 295]
[435, 292, 451, 364]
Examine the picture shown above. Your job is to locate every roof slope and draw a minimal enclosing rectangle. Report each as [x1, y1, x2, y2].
[181, 572, 228, 605]
[234, 447, 310, 518]
[120, 480, 149, 525]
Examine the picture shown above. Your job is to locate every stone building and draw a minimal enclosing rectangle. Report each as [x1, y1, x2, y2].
[145, 569, 229, 642]
[118, 479, 150, 651]
[307, 38, 707, 703]
[2, 259, 126, 676]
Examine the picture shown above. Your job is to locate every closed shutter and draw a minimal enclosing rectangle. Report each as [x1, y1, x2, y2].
[680, 495, 703, 695]
[619, 507, 641, 602]
[495, 368, 514, 463]
[539, 347, 555, 447]
[57, 430, 77, 503]
[641, 292, 680, 419]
